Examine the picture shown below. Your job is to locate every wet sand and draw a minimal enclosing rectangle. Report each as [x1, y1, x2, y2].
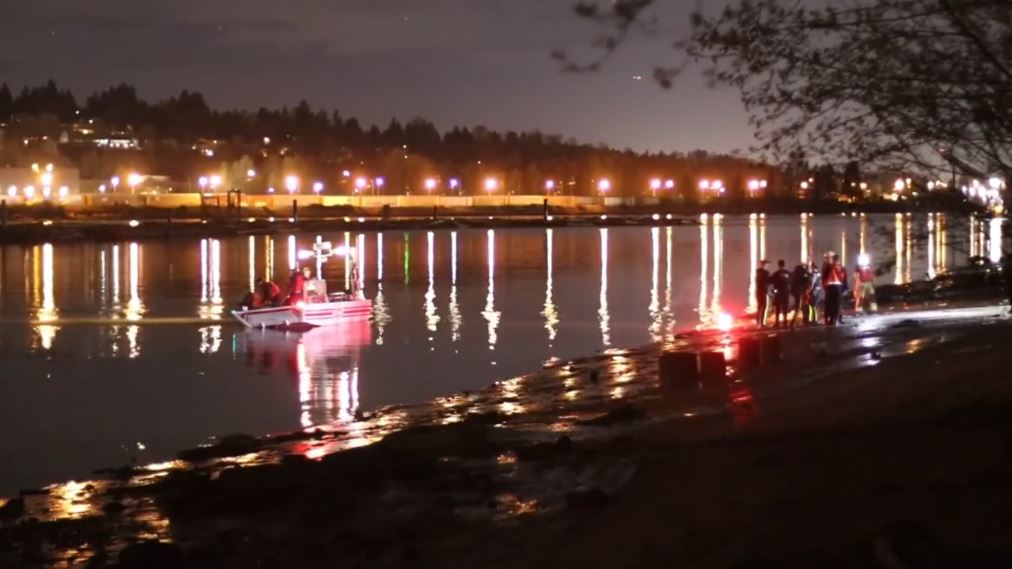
[2, 303, 1011, 567]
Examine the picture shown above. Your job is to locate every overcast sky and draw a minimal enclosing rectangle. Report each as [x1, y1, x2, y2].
[0, 0, 755, 154]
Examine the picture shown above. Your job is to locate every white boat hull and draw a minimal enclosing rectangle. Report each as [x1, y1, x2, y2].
[233, 299, 372, 330]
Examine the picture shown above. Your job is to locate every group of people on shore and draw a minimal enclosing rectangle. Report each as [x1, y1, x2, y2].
[754, 252, 876, 328]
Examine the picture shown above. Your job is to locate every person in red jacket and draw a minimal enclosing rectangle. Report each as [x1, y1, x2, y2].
[286, 266, 312, 305]
[256, 277, 283, 307]
[821, 254, 847, 325]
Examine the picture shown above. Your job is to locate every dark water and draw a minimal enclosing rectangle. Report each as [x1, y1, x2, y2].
[0, 213, 995, 494]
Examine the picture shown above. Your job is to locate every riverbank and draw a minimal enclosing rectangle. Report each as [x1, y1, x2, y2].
[0, 197, 982, 245]
[1, 302, 1010, 567]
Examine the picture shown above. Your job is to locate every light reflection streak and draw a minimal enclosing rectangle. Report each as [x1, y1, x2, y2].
[125, 243, 143, 358]
[859, 214, 867, 257]
[482, 230, 500, 351]
[248, 235, 256, 292]
[35, 243, 59, 350]
[749, 215, 758, 315]
[374, 233, 389, 346]
[927, 215, 936, 279]
[711, 215, 724, 322]
[287, 235, 296, 272]
[198, 238, 223, 354]
[265, 235, 274, 281]
[698, 215, 709, 327]
[937, 214, 947, 273]
[800, 213, 808, 264]
[598, 228, 611, 346]
[664, 227, 673, 324]
[841, 230, 847, 268]
[356, 234, 366, 290]
[969, 216, 978, 258]
[449, 231, 461, 342]
[648, 227, 661, 341]
[424, 231, 440, 333]
[905, 215, 912, 283]
[543, 228, 558, 343]
[894, 214, 905, 285]
[989, 217, 1003, 264]
[344, 232, 351, 289]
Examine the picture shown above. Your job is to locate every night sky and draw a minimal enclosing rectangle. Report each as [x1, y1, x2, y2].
[0, 0, 753, 153]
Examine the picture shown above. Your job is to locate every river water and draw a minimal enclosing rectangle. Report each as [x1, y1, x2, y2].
[0, 213, 997, 494]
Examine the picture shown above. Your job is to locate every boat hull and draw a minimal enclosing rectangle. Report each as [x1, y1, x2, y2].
[232, 299, 372, 330]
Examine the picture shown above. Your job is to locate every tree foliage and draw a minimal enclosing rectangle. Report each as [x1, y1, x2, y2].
[569, 0, 1012, 181]
[0, 80, 773, 195]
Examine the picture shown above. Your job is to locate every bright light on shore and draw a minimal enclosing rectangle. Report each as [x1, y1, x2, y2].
[424, 178, 438, 192]
[312, 181, 324, 194]
[597, 179, 612, 193]
[285, 175, 300, 194]
[484, 178, 499, 192]
[717, 312, 734, 332]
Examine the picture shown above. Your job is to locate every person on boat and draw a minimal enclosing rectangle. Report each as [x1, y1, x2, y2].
[239, 288, 264, 310]
[286, 266, 313, 305]
[256, 277, 283, 307]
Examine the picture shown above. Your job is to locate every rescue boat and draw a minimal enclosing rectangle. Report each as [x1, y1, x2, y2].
[232, 279, 372, 331]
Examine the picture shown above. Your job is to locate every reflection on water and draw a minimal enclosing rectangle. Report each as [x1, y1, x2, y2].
[543, 229, 559, 343]
[449, 231, 461, 342]
[989, 217, 1003, 263]
[699, 214, 709, 325]
[483, 230, 500, 351]
[0, 215, 993, 495]
[424, 232, 440, 335]
[598, 228, 610, 346]
[199, 238, 223, 354]
[35, 243, 59, 350]
[648, 227, 661, 341]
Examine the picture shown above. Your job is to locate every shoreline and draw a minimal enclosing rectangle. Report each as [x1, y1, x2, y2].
[2, 298, 1010, 567]
[0, 201, 984, 246]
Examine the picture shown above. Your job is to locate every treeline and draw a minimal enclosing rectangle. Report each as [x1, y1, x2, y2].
[0, 81, 781, 197]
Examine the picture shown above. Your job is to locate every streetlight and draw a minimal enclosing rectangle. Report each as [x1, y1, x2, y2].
[40, 172, 54, 187]
[198, 176, 209, 192]
[597, 179, 612, 194]
[246, 169, 256, 179]
[354, 177, 368, 193]
[374, 177, 385, 195]
[649, 178, 662, 196]
[208, 174, 222, 190]
[424, 178, 438, 193]
[127, 172, 142, 194]
[111, 176, 121, 193]
[312, 181, 324, 194]
[699, 179, 711, 191]
[285, 175, 300, 194]
[484, 177, 499, 193]
[545, 180, 556, 194]
[894, 178, 906, 192]
[449, 178, 460, 194]
[664, 179, 675, 190]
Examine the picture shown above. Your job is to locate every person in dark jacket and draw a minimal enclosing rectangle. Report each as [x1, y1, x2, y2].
[256, 277, 283, 307]
[771, 260, 792, 328]
[755, 260, 771, 327]
[790, 262, 812, 327]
